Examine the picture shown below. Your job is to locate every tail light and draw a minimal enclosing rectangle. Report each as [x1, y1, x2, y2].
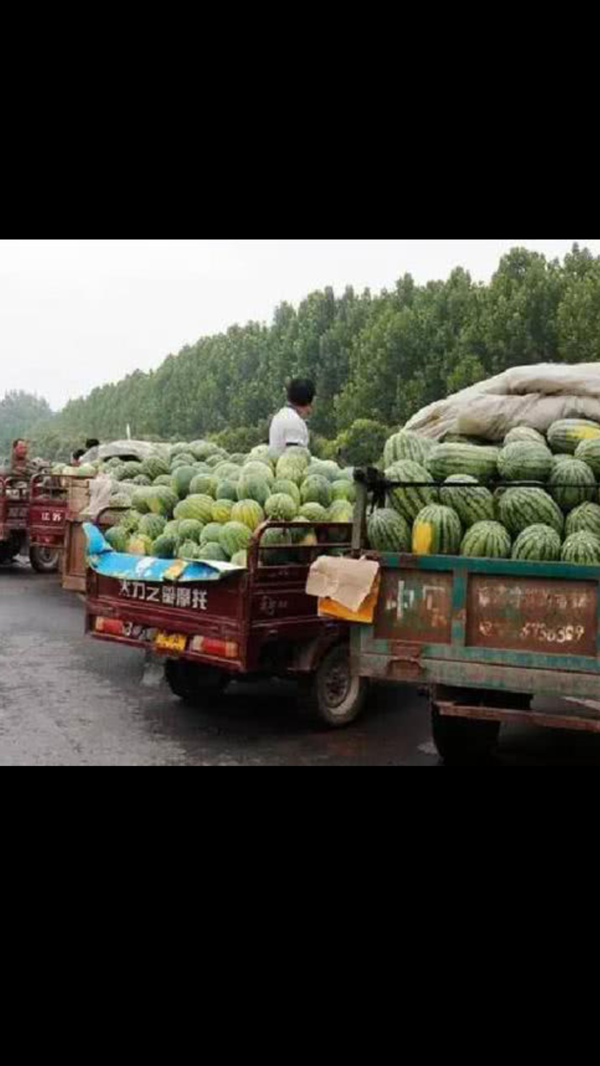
[190, 636, 239, 659]
[95, 617, 124, 637]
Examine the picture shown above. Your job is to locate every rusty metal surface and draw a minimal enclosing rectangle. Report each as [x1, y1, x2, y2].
[466, 575, 598, 658]
[374, 569, 454, 644]
[0, 477, 29, 540]
[436, 700, 600, 735]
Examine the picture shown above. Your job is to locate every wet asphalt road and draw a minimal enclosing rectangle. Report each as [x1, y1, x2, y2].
[2, 561, 600, 766]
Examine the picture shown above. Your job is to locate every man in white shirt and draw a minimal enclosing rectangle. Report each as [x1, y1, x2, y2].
[269, 379, 316, 458]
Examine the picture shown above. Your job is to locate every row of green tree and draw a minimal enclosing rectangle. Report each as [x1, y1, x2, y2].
[3, 244, 600, 465]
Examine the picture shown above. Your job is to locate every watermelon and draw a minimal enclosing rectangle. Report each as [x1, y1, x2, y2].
[498, 442, 553, 483]
[139, 514, 168, 541]
[551, 454, 573, 474]
[249, 445, 276, 468]
[439, 475, 495, 528]
[117, 510, 142, 535]
[214, 462, 242, 481]
[265, 494, 298, 522]
[575, 438, 600, 477]
[461, 521, 512, 560]
[146, 487, 178, 518]
[132, 475, 152, 487]
[174, 495, 215, 525]
[212, 499, 235, 524]
[177, 540, 200, 560]
[548, 419, 600, 454]
[384, 430, 431, 469]
[301, 476, 333, 509]
[153, 475, 176, 489]
[118, 462, 144, 481]
[178, 519, 204, 543]
[272, 479, 301, 507]
[236, 473, 272, 509]
[566, 502, 600, 539]
[367, 509, 411, 553]
[131, 487, 153, 514]
[299, 503, 329, 523]
[512, 525, 562, 563]
[504, 427, 547, 447]
[219, 522, 253, 559]
[549, 460, 596, 512]
[189, 474, 219, 498]
[173, 466, 198, 499]
[108, 493, 133, 510]
[331, 480, 357, 504]
[317, 461, 344, 483]
[499, 488, 564, 538]
[141, 457, 170, 481]
[201, 523, 225, 545]
[164, 520, 181, 538]
[386, 461, 438, 522]
[412, 505, 462, 556]
[428, 444, 499, 483]
[328, 501, 354, 525]
[105, 527, 129, 553]
[243, 461, 275, 484]
[171, 455, 196, 472]
[258, 527, 293, 566]
[152, 535, 177, 559]
[215, 480, 239, 503]
[189, 441, 220, 462]
[276, 450, 310, 485]
[127, 534, 153, 557]
[562, 532, 600, 565]
[231, 551, 248, 568]
[231, 500, 265, 532]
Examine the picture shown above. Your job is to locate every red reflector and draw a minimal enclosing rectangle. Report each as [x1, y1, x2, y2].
[95, 617, 124, 637]
[191, 636, 238, 659]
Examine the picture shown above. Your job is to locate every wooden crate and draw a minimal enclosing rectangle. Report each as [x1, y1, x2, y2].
[62, 512, 120, 593]
[67, 480, 91, 519]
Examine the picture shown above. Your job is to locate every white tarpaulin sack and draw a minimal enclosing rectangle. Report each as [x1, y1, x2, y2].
[405, 364, 600, 441]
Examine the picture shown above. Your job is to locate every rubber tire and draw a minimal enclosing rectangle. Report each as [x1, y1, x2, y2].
[30, 546, 60, 574]
[299, 643, 368, 730]
[165, 659, 228, 706]
[431, 706, 501, 764]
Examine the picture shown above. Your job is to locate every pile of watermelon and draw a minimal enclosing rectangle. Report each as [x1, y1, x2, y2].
[102, 442, 356, 567]
[370, 420, 600, 565]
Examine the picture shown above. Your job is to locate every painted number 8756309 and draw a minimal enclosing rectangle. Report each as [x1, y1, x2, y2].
[521, 622, 586, 645]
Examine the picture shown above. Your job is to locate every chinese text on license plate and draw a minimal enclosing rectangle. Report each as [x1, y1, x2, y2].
[155, 632, 187, 654]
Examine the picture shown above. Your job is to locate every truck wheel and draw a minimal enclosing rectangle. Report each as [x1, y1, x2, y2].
[165, 659, 228, 705]
[299, 643, 368, 729]
[431, 706, 501, 764]
[29, 546, 60, 574]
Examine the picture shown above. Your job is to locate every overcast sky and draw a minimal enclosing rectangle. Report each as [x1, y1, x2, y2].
[1, 239, 598, 411]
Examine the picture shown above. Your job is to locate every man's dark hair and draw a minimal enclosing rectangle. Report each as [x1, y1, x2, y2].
[72, 450, 86, 462]
[288, 379, 316, 408]
[85, 439, 100, 450]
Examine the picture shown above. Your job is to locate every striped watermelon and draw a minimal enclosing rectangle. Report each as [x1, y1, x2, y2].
[212, 499, 235, 524]
[575, 438, 600, 477]
[439, 475, 495, 527]
[198, 542, 228, 562]
[219, 522, 253, 559]
[231, 500, 265, 532]
[299, 503, 329, 523]
[512, 525, 562, 563]
[386, 461, 438, 522]
[139, 515, 168, 541]
[548, 419, 600, 454]
[174, 494, 215, 525]
[461, 522, 512, 560]
[566, 502, 600, 539]
[301, 476, 333, 510]
[201, 523, 224, 545]
[141, 456, 170, 481]
[367, 509, 412, 553]
[384, 430, 432, 469]
[498, 442, 553, 483]
[561, 532, 600, 565]
[178, 519, 204, 543]
[499, 488, 564, 538]
[173, 466, 198, 498]
[428, 444, 499, 483]
[504, 427, 547, 447]
[549, 460, 596, 512]
[272, 479, 302, 507]
[551, 454, 573, 474]
[265, 494, 298, 522]
[236, 473, 272, 509]
[412, 505, 462, 556]
[189, 474, 219, 498]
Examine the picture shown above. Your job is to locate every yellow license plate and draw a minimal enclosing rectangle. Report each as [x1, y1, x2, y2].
[155, 631, 188, 654]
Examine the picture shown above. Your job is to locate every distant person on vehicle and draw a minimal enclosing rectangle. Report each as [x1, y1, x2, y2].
[9, 439, 33, 479]
[71, 449, 86, 468]
[269, 379, 316, 458]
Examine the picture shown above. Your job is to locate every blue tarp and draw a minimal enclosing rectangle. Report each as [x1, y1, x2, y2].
[83, 524, 244, 584]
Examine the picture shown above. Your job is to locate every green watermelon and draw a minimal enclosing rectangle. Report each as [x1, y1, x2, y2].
[499, 488, 564, 538]
[231, 500, 265, 532]
[461, 521, 512, 560]
[328, 501, 354, 525]
[384, 430, 432, 468]
[549, 460, 596, 512]
[118, 462, 144, 481]
[152, 535, 177, 559]
[367, 509, 411, 553]
[439, 475, 495, 527]
[189, 474, 219, 498]
[108, 493, 133, 510]
[548, 419, 600, 454]
[174, 495, 215, 525]
[164, 520, 181, 538]
[265, 494, 298, 522]
[318, 461, 344, 483]
[147, 487, 178, 518]
[258, 527, 293, 566]
[561, 532, 600, 565]
[153, 475, 176, 489]
[198, 542, 228, 562]
[566, 502, 600, 539]
[428, 444, 499, 483]
[131, 475, 152, 486]
[300, 503, 329, 523]
[272, 479, 301, 507]
[219, 522, 253, 559]
[231, 551, 248, 568]
[127, 534, 153, 556]
[212, 499, 235, 524]
[575, 438, 600, 477]
[215, 480, 239, 503]
[498, 442, 553, 483]
[177, 540, 200, 560]
[412, 506, 462, 556]
[276, 450, 310, 485]
[551, 454, 573, 474]
[236, 472, 272, 508]
[141, 456, 170, 481]
[504, 427, 547, 447]
[178, 519, 204, 543]
[189, 441, 220, 462]
[201, 523, 225, 545]
[512, 525, 562, 562]
[105, 527, 129, 553]
[173, 466, 198, 499]
[243, 461, 275, 483]
[117, 510, 142, 535]
[331, 480, 357, 504]
[131, 487, 153, 514]
[386, 460, 438, 522]
[301, 476, 333, 510]
[139, 514, 168, 541]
